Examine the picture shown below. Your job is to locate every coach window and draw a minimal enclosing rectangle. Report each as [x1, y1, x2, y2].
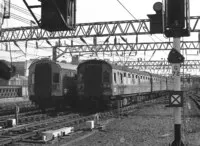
[114, 72, 117, 83]
[53, 73, 59, 83]
[120, 73, 123, 84]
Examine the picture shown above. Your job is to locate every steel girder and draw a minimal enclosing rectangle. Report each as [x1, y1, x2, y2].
[121, 60, 200, 70]
[54, 41, 200, 58]
[1, 16, 200, 42]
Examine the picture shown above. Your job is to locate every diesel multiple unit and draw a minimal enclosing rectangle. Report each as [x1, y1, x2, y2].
[76, 59, 174, 109]
[28, 58, 77, 109]
[28, 58, 180, 111]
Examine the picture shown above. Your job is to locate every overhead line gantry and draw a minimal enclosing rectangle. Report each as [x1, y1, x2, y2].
[121, 60, 200, 70]
[1, 16, 200, 42]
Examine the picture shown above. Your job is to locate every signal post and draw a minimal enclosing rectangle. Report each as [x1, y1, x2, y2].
[170, 38, 184, 146]
[148, 0, 190, 145]
[165, 0, 190, 145]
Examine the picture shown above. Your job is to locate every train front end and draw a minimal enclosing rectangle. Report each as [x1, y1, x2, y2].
[77, 60, 112, 110]
[28, 59, 62, 109]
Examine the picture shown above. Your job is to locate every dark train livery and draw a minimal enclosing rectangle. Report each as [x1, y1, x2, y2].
[28, 58, 77, 109]
[28, 58, 180, 111]
[77, 59, 174, 109]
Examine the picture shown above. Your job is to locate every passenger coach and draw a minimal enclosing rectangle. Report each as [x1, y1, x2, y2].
[28, 58, 77, 109]
[77, 59, 174, 109]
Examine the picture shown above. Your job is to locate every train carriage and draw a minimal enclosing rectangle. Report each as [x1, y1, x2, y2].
[111, 65, 152, 96]
[28, 58, 77, 109]
[77, 59, 173, 110]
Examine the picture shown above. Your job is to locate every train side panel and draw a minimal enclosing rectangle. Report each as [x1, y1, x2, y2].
[112, 68, 151, 96]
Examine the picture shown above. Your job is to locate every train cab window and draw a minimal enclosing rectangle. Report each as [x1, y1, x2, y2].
[114, 72, 117, 83]
[53, 73, 59, 83]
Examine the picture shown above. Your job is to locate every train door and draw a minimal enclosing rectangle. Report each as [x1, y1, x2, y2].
[35, 63, 52, 98]
[84, 64, 102, 96]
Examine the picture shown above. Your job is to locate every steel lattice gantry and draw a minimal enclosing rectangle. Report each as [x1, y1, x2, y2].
[123, 60, 200, 70]
[55, 41, 200, 58]
[1, 16, 200, 42]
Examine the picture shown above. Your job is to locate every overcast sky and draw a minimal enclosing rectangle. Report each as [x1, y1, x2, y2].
[3, 0, 200, 26]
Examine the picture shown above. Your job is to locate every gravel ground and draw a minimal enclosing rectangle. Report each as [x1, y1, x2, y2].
[67, 96, 200, 146]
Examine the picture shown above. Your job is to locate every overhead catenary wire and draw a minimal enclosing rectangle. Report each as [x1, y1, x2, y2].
[10, 3, 40, 18]
[4, 2, 40, 25]
[116, 0, 168, 63]
[116, 0, 137, 20]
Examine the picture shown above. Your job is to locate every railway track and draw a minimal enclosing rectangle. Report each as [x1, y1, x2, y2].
[0, 113, 92, 145]
[189, 94, 200, 110]
[0, 94, 168, 145]
[0, 107, 73, 128]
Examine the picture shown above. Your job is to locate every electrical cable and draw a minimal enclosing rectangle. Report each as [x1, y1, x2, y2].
[116, 0, 167, 63]
[116, 0, 137, 20]
[10, 3, 40, 18]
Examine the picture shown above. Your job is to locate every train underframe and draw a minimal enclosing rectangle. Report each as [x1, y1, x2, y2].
[29, 95, 72, 111]
[77, 90, 170, 111]
[109, 90, 169, 108]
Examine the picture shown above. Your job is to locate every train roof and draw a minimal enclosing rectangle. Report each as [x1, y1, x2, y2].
[79, 59, 150, 76]
[111, 63, 150, 76]
[78, 59, 112, 68]
[29, 58, 77, 71]
[78, 59, 170, 78]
